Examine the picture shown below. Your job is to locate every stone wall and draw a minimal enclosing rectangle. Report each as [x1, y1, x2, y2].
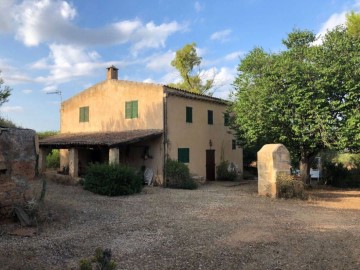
[0, 127, 38, 218]
[257, 144, 291, 198]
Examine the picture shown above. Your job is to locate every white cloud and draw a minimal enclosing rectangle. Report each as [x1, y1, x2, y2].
[0, 105, 23, 113]
[22, 89, 33, 94]
[143, 78, 155, 84]
[314, 11, 347, 45]
[2, 0, 184, 53]
[210, 29, 232, 42]
[224, 51, 245, 61]
[32, 44, 123, 84]
[0, 58, 33, 85]
[194, 1, 204, 12]
[146, 51, 175, 72]
[42, 85, 58, 93]
[212, 67, 236, 99]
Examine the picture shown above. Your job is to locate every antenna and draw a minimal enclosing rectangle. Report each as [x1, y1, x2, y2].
[46, 90, 62, 103]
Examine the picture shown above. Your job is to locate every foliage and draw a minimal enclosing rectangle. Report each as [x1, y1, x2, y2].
[0, 117, 17, 127]
[83, 163, 142, 196]
[79, 248, 117, 270]
[277, 174, 306, 199]
[169, 43, 214, 95]
[232, 27, 360, 183]
[46, 149, 60, 168]
[0, 71, 11, 107]
[165, 159, 198, 189]
[346, 11, 360, 38]
[216, 160, 238, 181]
[37, 130, 59, 139]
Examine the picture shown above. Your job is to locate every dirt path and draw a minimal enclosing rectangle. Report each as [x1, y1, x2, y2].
[0, 181, 359, 269]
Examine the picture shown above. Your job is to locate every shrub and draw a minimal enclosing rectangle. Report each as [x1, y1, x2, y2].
[277, 174, 306, 199]
[46, 149, 60, 168]
[79, 248, 117, 270]
[83, 163, 142, 196]
[322, 163, 360, 188]
[216, 160, 238, 181]
[165, 159, 198, 190]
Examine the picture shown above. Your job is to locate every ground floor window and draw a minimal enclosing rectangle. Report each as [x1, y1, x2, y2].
[178, 148, 190, 163]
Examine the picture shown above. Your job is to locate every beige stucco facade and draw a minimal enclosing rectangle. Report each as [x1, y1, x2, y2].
[55, 67, 242, 184]
[166, 94, 243, 179]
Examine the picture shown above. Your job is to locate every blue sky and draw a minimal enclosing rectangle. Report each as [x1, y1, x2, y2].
[0, 0, 359, 131]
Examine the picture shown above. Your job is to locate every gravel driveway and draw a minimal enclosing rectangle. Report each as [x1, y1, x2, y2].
[0, 180, 359, 270]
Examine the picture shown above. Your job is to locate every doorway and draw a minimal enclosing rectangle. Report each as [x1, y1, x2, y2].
[206, 150, 215, 181]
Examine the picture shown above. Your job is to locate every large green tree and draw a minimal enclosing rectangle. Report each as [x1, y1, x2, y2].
[169, 43, 214, 95]
[232, 27, 360, 183]
[346, 11, 360, 38]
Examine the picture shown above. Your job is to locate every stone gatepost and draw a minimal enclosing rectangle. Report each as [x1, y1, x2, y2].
[109, 148, 119, 164]
[257, 144, 291, 198]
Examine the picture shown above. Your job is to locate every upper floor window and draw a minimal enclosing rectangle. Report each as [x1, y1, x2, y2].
[232, 139, 237, 150]
[79, 106, 89, 122]
[186, 106, 193, 123]
[125, 100, 138, 119]
[208, 110, 213, 125]
[224, 112, 230, 126]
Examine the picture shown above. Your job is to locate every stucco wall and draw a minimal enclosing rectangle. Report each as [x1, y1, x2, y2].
[61, 80, 164, 133]
[166, 95, 243, 179]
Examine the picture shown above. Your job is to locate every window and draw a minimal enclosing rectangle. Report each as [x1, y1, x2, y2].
[178, 148, 190, 163]
[232, 139, 237, 150]
[125, 100, 138, 119]
[224, 112, 230, 126]
[208, 110, 213, 125]
[79, 106, 89, 122]
[186, 106, 192, 123]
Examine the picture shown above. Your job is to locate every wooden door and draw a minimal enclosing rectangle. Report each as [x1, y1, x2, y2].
[206, 150, 215, 181]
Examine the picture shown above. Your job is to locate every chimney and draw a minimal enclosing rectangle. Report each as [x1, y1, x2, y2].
[106, 65, 118, 80]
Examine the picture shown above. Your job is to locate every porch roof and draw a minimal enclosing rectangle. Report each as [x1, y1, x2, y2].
[39, 129, 163, 148]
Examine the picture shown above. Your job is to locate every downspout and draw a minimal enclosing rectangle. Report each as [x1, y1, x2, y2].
[163, 88, 168, 187]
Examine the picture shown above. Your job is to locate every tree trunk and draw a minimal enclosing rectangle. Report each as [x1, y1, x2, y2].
[299, 153, 314, 185]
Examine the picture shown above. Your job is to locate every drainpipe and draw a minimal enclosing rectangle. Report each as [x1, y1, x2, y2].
[163, 89, 168, 187]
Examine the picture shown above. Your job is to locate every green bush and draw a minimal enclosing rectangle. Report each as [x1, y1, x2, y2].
[165, 159, 198, 190]
[322, 163, 360, 188]
[216, 160, 238, 181]
[46, 149, 60, 168]
[84, 163, 142, 196]
[277, 174, 306, 199]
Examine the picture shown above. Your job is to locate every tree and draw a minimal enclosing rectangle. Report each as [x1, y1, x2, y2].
[0, 71, 11, 107]
[346, 11, 360, 38]
[232, 28, 360, 183]
[169, 43, 214, 95]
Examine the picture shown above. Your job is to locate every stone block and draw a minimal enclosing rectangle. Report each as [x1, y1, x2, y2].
[257, 144, 291, 198]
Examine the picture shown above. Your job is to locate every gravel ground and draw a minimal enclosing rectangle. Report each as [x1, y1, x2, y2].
[0, 180, 359, 270]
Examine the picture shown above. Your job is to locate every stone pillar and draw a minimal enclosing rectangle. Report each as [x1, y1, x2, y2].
[257, 144, 291, 198]
[109, 148, 119, 164]
[69, 148, 79, 177]
[38, 148, 51, 173]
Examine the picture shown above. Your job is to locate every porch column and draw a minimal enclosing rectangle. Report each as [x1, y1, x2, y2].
[38, 148, 51, 173]
[109, 148, 119, 164]
[69, 148, 79, 177]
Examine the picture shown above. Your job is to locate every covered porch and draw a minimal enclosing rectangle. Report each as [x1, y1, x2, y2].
[39, 130, 164, 181]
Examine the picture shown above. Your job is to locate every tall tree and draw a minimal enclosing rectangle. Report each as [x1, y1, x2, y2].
[0, 71, 11, 107]
[169, 43, 214, 95]
[232, 28, 360, 183]
[346, 11, 360, 38]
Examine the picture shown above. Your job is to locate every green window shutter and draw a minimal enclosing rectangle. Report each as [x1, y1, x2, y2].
[232, 139, 236, 150]
[186, 107, 192, 123]
[79, 106, 89, 122]
[178, 148, 190, 163]
[208, 110, 213, 125]
[224, 113, 230, 126]
[132, 100, 138, 118]
[125, 101, 138, 119]
[125, 101, 132, 119]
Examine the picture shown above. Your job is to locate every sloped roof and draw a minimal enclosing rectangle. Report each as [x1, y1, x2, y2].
[39, 129, 163, 148]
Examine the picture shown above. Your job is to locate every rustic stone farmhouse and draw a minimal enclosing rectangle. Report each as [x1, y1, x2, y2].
[39, 66, 243, 184]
